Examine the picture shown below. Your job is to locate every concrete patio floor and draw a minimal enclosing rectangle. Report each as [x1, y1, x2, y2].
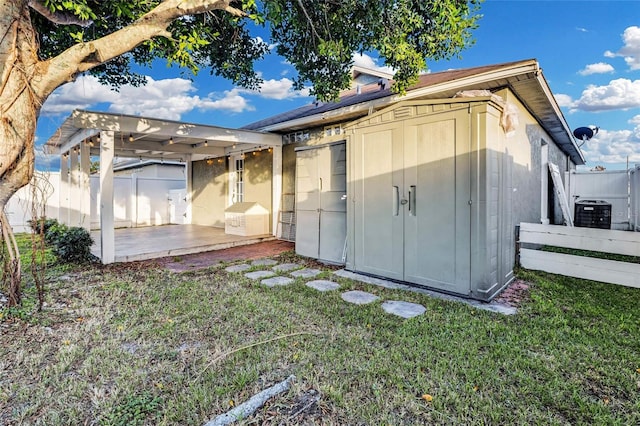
[91, 225, 274, 263]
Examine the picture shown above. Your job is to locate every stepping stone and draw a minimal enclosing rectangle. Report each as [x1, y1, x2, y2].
[252, 259, 278, 266]
[245, 270, 275, 280]
[262, 276, 295, 287]
[273, 263, 302, 272]
[381, 300, 426, 319]
[341, 290, 379, 305]
[290, 268, 322, 279]
[306, 280, 340, 292]
[226, 264, 251, 273]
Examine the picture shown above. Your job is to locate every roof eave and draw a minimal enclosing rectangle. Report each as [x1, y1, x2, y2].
[259, 60, 542, 132]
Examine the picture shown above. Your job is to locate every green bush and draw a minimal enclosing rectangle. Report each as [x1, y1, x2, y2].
[45, 222, 68, 245]
[52, 226, 94, 263]
[28, 217, 59, 241]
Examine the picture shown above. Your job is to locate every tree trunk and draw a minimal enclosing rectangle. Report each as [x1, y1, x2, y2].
[1, 0, 39, 211]
[1, 1, 39, 306]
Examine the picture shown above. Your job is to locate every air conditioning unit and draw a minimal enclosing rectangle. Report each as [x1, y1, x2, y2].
[574, 200, 611, 229]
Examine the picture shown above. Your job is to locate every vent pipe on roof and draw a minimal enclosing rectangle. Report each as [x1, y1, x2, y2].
[356, 85, 361, 95]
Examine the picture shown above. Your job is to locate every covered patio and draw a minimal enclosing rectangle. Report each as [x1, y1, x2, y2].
[45, 110, 282, 264]
[90, 225, 274, 263]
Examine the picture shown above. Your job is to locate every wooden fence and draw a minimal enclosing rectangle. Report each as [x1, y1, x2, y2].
[518, 222, 640, 288]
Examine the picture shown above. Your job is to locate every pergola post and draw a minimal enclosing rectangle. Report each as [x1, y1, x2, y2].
[185, 155, 192, 224]
[272, 145, 282, 237]
[69, 148, 80, 226]
[130, 173, 138, 227]
[59, 153, 69, 225]
[99, 131, 115, 264]
[79, 140, 91, 230]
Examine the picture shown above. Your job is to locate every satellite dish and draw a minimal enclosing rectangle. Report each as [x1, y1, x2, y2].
[573, 125, 599, 147]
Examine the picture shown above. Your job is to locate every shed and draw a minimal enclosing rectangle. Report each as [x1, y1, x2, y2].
[244, 59, 584, 302]
[225, 202, 270, 236]
[345, 98, 518, 300]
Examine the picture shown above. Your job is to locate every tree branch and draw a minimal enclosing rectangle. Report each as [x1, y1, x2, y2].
[32, 0, 242, 101]
[27, 0, 93, 28]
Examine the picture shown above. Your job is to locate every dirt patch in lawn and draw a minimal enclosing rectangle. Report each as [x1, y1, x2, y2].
[493, 278, 531, 308]
[153, 240, 296, 272]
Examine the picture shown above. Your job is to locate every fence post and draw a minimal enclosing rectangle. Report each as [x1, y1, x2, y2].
[514, 224, 521, 267]
[130, 173, 138, 228]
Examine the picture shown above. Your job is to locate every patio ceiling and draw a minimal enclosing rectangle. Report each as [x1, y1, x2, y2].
[44, 109, 282, 162]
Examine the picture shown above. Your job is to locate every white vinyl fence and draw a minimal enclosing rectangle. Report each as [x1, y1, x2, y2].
[519, 222, 640, 288]
[5, 172, 61, 233]
[565, 169, 631, 230]
[631, 165, 640, 231]
[90, 175, 185, 229]
[6, 172, 185, 232]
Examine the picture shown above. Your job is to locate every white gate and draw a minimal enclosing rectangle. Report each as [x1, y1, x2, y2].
[169, 189, 187, 224]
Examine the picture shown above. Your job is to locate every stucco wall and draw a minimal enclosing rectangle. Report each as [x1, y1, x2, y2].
[495, 88, 574, 225]
[191, 159, 227, 227]
[243, 151, 273, 232]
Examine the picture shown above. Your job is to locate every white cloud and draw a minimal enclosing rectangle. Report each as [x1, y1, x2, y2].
[629, 114, 640, 125]
[604, 25, 640, 70]
[255, 36, 278, 51]
[352, 53, 395, 75]
[108, 77, 201, 119]
[563, 78, 640, 112]
[554, 93, 575, 108]
[576, 27, 588, 33]
[41, 76, 119, 114]
[35, 146, 60, 170]
[197, 88, 254, 113]
[580, 127, 640, 165]
[578, 62, 614, 76]
[41, 75, 255, 120]
[249, 78, 309, 100]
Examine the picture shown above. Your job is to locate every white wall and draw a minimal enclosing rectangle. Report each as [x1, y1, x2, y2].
[565, 169, 631, 230]
[5, 172, 61, 233]
[91, 175, 185, 229]
[7, 173, 185, 232]
[631, 166, 640, 231]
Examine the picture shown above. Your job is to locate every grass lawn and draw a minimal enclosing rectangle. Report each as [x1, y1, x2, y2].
[1, 235, 639, 425]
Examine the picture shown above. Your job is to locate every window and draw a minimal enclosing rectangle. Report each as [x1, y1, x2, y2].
[324, 125, 342, 137]
[230, 157, 244, 203]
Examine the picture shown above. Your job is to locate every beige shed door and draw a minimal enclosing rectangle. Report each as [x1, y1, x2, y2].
[352, 110, 471, 295]
[295, 143, 347, 263]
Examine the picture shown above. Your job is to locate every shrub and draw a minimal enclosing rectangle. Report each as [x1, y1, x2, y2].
[44, 222, 68, 245]
[28, 217, 59, 240]
[52, 226, 94, 263]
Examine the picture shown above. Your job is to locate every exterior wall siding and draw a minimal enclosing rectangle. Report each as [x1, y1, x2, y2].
[243, 151, 273, 232]
[191, 159, 227, 227]
[497, 88, 574, 226]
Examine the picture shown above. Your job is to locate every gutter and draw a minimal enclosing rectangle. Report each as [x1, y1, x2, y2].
[534, 69, 585, 164]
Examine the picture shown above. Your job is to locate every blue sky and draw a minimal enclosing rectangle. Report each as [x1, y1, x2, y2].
[36, 0, 640, 170]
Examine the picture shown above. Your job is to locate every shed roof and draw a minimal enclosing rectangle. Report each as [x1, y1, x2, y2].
[243, 59, 584, 165]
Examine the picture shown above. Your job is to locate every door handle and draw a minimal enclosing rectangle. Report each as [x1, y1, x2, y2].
[409, 185, 416, 216]
[393, 186, 399, 216]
